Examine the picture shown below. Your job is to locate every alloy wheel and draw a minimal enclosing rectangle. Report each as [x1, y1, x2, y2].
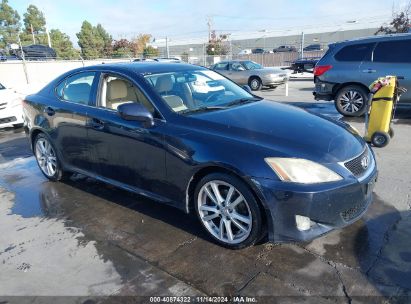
[197, 180, 252, 244]
[338, 90, 364, 114]
[35, 138, 57, 177]
[250, 79, 260, 90]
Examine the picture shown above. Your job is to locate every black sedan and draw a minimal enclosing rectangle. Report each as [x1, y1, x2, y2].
[23, 62, 377, 249]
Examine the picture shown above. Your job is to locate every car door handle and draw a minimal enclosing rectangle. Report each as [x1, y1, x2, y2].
[398, 76, 405, 80]
[362, 69, 377, 73]
[44, 106, 55, 116]
[89, 118, 105, 130]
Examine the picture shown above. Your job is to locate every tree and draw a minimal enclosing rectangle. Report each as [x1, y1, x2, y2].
[206, 31, 229, 55]
[77, 20, 103, 59]
[23, 4, 45, 34]
[375, 2, 411, 34]
[143, 45, 159, 58]
[0, 0, 20, 49]
[112, 38, 132, 57]
[130, 34, 151, 57]
[95, 23, 112, 57]
[49, 29, 78, 59]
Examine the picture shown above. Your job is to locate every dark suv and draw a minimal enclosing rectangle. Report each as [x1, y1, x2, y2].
[313, 34, 411, 116]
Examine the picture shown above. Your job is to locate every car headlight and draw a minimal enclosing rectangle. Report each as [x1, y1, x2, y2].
[264, 157, 342, 184]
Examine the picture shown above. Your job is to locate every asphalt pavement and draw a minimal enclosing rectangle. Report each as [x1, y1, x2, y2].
[0, 79, 410, 304]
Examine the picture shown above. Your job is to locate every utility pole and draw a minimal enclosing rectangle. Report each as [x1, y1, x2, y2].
[18, 34, 30, 84]
[300, 32, 305, 59]
[206, 16, 213, 42]
[46, 25, 51, 48]
[30, 24, 35, 44]
[166, 36, 169, 58]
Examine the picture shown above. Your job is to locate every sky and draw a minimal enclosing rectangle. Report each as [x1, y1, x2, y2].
[9, 0, 409, 46]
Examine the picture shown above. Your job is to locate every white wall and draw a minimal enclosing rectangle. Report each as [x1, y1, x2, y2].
[0, 59, 129, 95]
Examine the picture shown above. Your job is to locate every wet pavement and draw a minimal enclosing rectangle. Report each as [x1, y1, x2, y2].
[1, 80, 411, 303]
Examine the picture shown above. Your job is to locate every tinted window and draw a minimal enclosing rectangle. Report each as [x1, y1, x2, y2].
[57, 72, 96, 105]
[374, 40, 411, 63]
[214, 62, 228, 70]
[334, 43, 375, 62]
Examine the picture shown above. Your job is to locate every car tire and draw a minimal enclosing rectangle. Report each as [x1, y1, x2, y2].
[335, 85, 368, 117]
[34, 133, 70, 181]
[249, 77, 262, 91]
[371, 131, 390, 148]
[194, 173, 263, 249]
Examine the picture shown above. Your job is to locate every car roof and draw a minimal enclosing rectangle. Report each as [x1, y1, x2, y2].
[72, 62, 204, 75]
[332, 33, 411, 46]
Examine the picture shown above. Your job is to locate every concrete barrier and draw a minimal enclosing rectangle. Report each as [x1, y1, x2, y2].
[0, 59, 130, 95]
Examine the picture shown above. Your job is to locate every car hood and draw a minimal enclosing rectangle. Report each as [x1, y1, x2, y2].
[190, 100, 364, 163]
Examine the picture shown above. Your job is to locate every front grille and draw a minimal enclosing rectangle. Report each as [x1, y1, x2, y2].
[0, 116, 17, 124]
[340, 202, 367, 222]
[0, 102, 7, 110]
[344, 148, 369, 177]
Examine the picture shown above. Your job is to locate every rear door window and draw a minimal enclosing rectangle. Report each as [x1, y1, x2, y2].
[334, 43, 375, 62]
[214, 62, 229, 70]
[56, 72, 96, 105]
[373, 40, 411, 63]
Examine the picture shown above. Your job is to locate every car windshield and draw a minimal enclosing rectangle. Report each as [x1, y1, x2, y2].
[242, 61, 263, 70]
[145, 69, 260, 114]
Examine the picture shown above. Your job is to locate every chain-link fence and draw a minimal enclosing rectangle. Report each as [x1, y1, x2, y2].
[181, 51, 325, 67]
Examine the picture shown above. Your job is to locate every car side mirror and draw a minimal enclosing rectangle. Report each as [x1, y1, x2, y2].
[242, 85, 252, 94]
[117, 103, 154, 127]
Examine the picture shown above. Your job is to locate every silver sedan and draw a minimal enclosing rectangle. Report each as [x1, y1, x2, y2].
[211, 60, 289, 91]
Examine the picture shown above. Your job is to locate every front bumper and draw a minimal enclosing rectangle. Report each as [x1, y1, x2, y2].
[262, 75, 289, 87]
[252, 154, 378, 243]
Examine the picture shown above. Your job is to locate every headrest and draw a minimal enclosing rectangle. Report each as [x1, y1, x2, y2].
[155, 75, 174, 93]
[108, 79, 128, 100]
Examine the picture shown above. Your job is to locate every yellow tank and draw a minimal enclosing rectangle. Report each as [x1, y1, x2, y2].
[364, 76, 397, 147]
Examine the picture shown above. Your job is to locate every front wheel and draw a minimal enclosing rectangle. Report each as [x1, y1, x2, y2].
[194, 173, 263, 249]
[34, 133, 70, 181]
[249, 77, 262, 91]
[335, 85, 368, 117]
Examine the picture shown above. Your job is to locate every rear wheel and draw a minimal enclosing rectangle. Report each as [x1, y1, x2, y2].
[34, 133, 70, 181]
[371, 131, 390, 148]
[335, 85, 368, 117]
[249, 77, 262, 91]
[194, 173, 263, 249]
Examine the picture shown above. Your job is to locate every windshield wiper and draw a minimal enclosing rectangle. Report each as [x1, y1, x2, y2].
[180, 106, 227, 115]
[226, 97, 261, 107]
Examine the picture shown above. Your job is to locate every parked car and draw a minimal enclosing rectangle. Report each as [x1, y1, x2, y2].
[134, 58, 182, 63]
[238, 49, 252, 55]
[303, 44, 323, 52]
[273, 45, 297, 53]
[0, 82, 24, 128]
[13, 44, 56, 60]
[290, 57, 321, 73]
[252, 48, 265, 54]
[314, 33, 411, 116]
[23, 62, 377, 249]
[210, 60, 289, 90]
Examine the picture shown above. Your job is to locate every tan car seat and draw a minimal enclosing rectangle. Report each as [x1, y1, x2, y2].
[155, 75, 188, 112]
[106, 79, 130, 110]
